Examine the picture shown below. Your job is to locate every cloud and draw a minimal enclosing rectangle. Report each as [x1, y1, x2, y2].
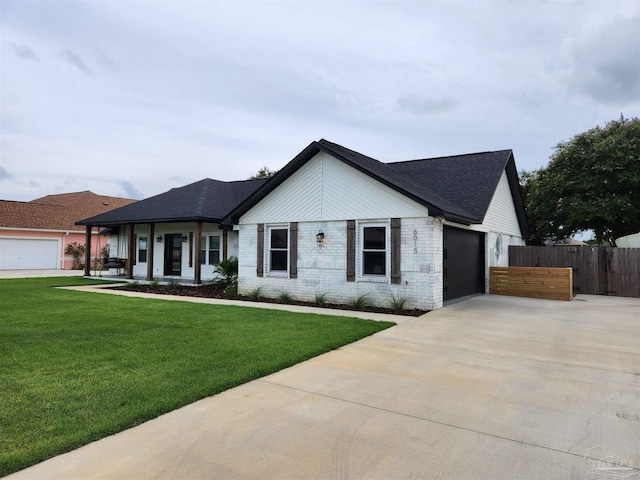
[397, 95, 458, 115]
[568, 15, 640, 105]
[60, 49, 94, 76]
[9, 43, 39, 61]
[98, 54, 120, 72]
[120, 181, 144, 200]
[0, 167, 12, 179]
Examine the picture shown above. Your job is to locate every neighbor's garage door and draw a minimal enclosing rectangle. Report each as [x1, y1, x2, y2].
[443, 227, 485, 300]
[0, 238, 59, 270]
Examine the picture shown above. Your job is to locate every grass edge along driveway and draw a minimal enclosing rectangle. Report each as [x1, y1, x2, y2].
[0, 277, 394, 476]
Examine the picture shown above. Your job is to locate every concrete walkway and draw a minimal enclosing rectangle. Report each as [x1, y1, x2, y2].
[6, 294, 640, 479]
[59, 282, 409, 324]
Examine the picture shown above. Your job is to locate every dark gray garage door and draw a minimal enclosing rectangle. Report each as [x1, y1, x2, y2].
[443, 227, 485, 300]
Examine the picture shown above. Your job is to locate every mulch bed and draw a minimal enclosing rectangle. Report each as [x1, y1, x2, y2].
[113, 283, 428, 317]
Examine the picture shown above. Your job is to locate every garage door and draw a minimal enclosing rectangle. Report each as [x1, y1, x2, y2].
[443, 227, 485, 300]
[0, 238, 59, 270]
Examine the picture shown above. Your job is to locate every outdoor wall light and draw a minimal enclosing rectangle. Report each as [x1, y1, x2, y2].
[182, 234, 188, 242]
[156, 235, 163, 243]
[316, 230, 325, 243]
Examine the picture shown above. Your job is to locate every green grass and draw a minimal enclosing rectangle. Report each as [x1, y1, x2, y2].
[0, 277, 394, 476]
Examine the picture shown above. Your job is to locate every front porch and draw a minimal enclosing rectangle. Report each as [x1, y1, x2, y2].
[82, 222, 233, 285]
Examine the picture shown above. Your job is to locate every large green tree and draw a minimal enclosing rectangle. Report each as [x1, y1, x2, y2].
[522, 116, 640, 245]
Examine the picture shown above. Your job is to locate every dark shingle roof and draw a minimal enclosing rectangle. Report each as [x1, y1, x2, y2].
[316, 140, 477, 222]
[76, 140, 529, 239]
[225, 139, 528, 229]
[77, 178, 267, 226]
[387, 150, 513, 222]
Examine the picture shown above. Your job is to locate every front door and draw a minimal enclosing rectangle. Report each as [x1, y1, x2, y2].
[164, 234, 182, 276]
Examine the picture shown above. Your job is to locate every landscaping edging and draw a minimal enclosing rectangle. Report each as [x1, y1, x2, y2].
[111, 283, 429, 317]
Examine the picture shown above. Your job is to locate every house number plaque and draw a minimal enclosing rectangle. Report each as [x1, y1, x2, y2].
[413, 229, 418, 254]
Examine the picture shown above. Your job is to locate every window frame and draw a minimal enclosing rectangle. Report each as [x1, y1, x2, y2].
[359, 222, 389, 280]
[138, 236, 148, 263]
[200, 235, 222, 266]
[267, 225, 289, 275]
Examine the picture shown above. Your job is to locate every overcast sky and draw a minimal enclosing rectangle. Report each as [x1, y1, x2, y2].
[1, 0, 639, 202]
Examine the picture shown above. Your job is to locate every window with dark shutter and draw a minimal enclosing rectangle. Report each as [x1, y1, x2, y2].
[257, 224, 264, 277]
[269, 228, 288, 271]
[362, 226, 386, 275]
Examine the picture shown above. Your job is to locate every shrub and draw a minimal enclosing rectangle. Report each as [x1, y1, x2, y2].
[65, 242, 86, 269]
[277, 291, 295, 304]
[149, 279, 161, 289]
[389, 294, 407, 313]
[315, 292, 328, 307]
[247, 287, 263, 301]
[349, 294, 370, 310]
[213, 257, 238, 295]
[167, 281, 181, 290]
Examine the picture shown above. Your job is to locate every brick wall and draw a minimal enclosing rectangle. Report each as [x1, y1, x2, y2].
[238, 217, 444, 311]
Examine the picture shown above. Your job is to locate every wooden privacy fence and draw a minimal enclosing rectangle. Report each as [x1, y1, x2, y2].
[490, 267, 573, 301]
[509, 246, 640, 298]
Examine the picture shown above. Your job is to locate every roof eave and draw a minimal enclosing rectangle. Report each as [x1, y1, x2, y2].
[76, 216, 223, 227]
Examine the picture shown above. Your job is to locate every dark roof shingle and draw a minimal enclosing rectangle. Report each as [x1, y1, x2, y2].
[77, 178, 267, 226]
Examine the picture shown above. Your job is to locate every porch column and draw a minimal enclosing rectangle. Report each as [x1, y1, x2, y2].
[222, 229, 228, 261]
[195, 222, 202, 284]
[146, 223, 154, 281]
[128, 224, 135, 280]
[84, 226, 92, 277]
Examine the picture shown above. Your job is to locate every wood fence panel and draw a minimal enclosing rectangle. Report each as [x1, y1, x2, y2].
[606, 248, 640, 298]
[509, 246, 640, 298]
[489, 267, 573, 301]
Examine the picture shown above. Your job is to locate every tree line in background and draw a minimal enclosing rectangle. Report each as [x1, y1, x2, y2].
[520, 115, 640, 246]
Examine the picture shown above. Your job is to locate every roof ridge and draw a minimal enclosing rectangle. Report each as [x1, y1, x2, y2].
[317, 138, 384, 163]
[388, 149, 513, 165]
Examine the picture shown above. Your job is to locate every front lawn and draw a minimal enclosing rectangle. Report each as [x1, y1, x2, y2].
[0, 277, 394, 476]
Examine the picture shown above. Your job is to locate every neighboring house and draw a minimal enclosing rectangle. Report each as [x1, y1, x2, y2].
[0, 191, 136, 270]
[545, 238, 588, 246]
[76, 139, 529, 311]
[76, 178, 268, 283]
[615, 232, 640, 248]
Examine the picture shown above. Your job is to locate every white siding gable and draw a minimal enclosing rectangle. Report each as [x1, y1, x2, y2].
[240, 152, 429, 224]
[480, 170, 522, 237]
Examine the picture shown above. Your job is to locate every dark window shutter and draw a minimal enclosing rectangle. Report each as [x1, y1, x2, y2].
[391, 218, 401, 284]
[347, 220, 355, 281]
[289, 222, 298, 279]
[256, 224, 264, 277]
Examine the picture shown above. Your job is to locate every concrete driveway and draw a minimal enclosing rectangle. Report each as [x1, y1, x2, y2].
[7, 294, 640, 480]
[0, 269, 84, 279]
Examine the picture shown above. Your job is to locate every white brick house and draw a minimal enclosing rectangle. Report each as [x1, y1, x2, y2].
[78, 139, 528, 310]
[225, 140, 529, 311]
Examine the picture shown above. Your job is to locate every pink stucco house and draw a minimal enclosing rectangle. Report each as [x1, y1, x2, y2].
[0, 191, 136, 270]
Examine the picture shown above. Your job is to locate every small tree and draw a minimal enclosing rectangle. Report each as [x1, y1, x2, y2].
[213, 256, 238, 295]
[65, 242, 86, 270]
[249, 166, 278, 179]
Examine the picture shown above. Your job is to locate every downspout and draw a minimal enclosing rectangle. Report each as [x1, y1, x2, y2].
[61, 232, 70, 269]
